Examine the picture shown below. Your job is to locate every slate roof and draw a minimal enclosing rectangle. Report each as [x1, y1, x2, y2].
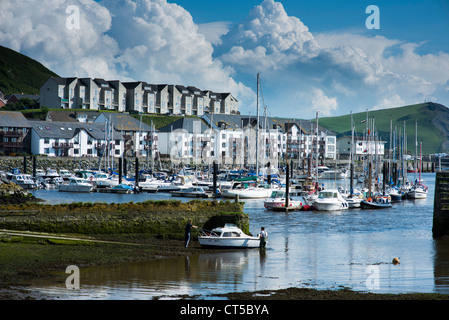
[29, 121, 123, 140]
[0, 111, 31, 128]
[158, 117, 210, 133]
[201, 113, 276, 131]
[96, 113, 153, 132]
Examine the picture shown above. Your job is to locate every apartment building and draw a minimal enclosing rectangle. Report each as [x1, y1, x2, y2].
[40, 77, 238, 116]
[337, 135, 386, 160]
[29, 121, 123, 158]
[94, 113, 157, 158]
[0, 111, 32, 155]
[40, 77, 127, 112]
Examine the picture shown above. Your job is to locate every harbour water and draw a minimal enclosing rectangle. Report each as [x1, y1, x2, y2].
[25, 172, 449, 299]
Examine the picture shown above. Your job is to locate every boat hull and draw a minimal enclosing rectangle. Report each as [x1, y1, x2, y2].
[360, 200, 392, 209]
[314, 201, 348, 211]
[59, 185, 93, 192]
[264, 200, 302, 211]
[222, 188, 273, 199]
[198, 237, 260, 248]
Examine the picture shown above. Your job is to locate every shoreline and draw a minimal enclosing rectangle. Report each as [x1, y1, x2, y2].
[2, 236, 449, 300]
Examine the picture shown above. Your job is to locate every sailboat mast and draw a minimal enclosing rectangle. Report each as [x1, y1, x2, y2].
[256, 73, 260, 177]
[415, 120, 418, 183]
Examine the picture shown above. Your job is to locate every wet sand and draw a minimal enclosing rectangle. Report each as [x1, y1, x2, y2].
[2, 237, 449, 300]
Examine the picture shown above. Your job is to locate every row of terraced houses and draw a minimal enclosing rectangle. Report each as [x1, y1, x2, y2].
[40, 77, 239, 116]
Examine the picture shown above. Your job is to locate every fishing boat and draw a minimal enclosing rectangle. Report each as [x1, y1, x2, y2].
[360, 195, 392, 209]
[198, 224, 260, 248]
[58, 177, 94, 193]
[312, 189, 349, 211]
[263, 190, 303, 211]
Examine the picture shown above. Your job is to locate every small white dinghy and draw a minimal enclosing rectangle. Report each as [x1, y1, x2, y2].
[198, 224, 260, 248]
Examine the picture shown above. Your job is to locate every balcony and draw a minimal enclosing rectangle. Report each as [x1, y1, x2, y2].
[1, 131, 23, 138]
[1, 142, 22, 148]
[53, 142, 74, 149]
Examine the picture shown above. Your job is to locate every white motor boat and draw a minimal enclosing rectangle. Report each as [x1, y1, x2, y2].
[45, 168, 60, 178]
[11, 174, 35, 189]
[221, 180, 278, 199]
[264, 190, 303, 211]
[157, 175, 196, 192]
[198, 224, 260, 248]
[406, 183, 428, 199]
[59, 177, 94, 193]
[170, 187, 209, 198]
[313, 189, 349, 211]
[59, 169, 72, 180]
[317, 166, 347, 180]
[35, 169, 46, 178]
[92, 172, 119, 188]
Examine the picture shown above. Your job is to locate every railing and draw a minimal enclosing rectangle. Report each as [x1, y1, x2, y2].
[0, 131, 23, 137]
[53, 143, 74, 149]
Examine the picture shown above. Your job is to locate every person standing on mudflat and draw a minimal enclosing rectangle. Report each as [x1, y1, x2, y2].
[259, 227, 268, 249]
[185, 220, 197, 248]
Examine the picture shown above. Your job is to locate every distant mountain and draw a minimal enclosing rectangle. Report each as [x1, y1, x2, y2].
[316, 102, 449, 155]
[0, 45, 58, 95]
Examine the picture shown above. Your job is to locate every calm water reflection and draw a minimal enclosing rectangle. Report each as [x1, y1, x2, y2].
[26, 172, 449, 299]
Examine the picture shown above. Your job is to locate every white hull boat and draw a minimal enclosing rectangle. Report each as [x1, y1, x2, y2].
[407, 184, 428, 199]
[264, 190, 303, 211]
[313, 189, 349, 211]
[11, 174, 35, 189]
[221, 180, 278, 199]
[59, 177, 94, 193]
[198, 224, 260, 248]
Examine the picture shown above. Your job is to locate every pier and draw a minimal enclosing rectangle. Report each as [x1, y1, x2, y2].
[433, 171, 449, 237]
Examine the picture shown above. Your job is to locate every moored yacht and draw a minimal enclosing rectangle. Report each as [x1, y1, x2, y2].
[313, 189, 349, 211]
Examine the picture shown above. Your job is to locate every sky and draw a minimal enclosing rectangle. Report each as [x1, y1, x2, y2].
[1, 0, 448, 119]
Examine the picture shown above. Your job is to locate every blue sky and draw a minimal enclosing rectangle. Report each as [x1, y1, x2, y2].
[1, 0, 448, 119]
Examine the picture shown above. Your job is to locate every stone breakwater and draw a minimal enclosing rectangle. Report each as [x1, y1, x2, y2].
[0, 177, 37, 204]
[0, 156, 120, 174]
[0, 156, 176, 174]
[0, 200, 249, 240]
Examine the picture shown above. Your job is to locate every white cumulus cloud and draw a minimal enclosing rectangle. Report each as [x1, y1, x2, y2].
[0, 0, 252, 101]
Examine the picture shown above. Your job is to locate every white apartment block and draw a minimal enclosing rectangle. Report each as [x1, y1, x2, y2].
[157, 114, 338, 167]
[337, 136, 386, 159]
[40, 77, 238, 116]
[29, 121, 124, 158]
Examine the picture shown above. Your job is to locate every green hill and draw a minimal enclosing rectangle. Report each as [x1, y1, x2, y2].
[316, 102, 449, 155]
[0, 45, 58, 95]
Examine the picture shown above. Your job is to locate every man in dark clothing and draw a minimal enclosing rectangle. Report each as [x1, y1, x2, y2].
[185, 220, 197, 248]
[259, 227, 268, 249]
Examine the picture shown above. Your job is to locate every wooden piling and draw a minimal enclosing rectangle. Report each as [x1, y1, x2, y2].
[433, 172, 449, 238]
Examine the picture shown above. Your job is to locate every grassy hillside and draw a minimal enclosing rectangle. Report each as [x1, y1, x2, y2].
[317, 102, 449, 155]
[0, 46, 57, 95]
